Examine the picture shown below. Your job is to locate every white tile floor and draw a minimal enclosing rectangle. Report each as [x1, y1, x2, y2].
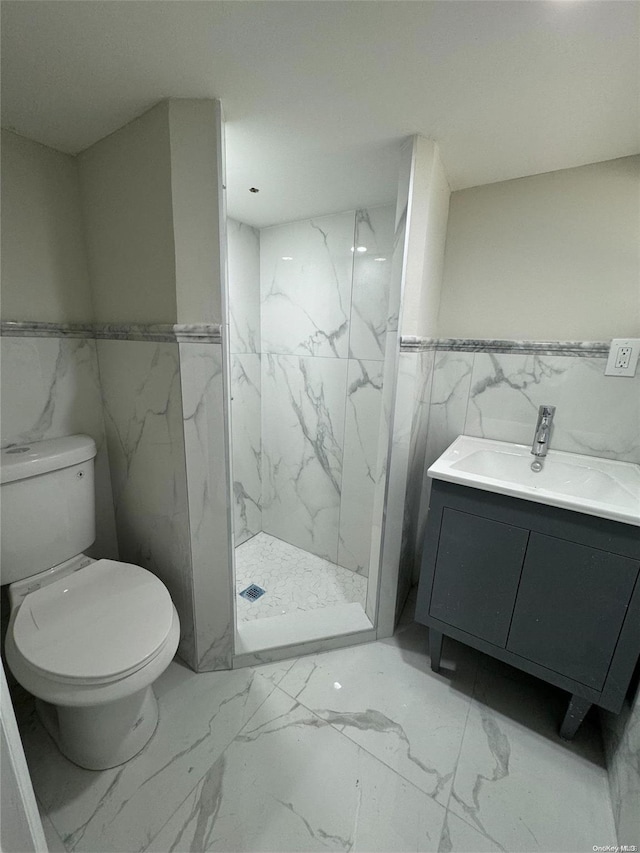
[14, 594, 616, 853]
[235, 532, 368, 622]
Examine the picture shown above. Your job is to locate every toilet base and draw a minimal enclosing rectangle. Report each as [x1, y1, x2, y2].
[36, 685, 159, 770]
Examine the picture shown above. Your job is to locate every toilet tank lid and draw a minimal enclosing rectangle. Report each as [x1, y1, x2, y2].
[0, 436, 97, 484]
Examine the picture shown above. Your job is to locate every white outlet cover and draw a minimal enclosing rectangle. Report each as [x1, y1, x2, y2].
[605, 338, 640, 377]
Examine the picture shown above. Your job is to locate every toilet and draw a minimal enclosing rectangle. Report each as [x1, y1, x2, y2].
[1, 435, 180, 770]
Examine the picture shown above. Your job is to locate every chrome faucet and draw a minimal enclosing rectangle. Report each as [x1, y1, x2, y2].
[531, 405, 556, 458]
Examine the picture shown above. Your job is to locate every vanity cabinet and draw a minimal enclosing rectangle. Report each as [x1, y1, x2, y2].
[415, 480, 640, 738]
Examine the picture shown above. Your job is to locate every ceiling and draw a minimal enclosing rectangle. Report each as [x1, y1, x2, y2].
[2, 1, 639, 228]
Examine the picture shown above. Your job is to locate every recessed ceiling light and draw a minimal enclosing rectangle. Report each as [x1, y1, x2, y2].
[282, 256, 293, 261]
[374, 257, 387, 262]
[356, 246, 367, 253]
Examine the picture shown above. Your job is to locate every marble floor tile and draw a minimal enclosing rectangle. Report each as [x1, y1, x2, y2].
[438, 811, 502, 853]
[15, 601, 619, 853]
[449, 660, 616, 852]
[277, 621, 479, 805]
[146, 686, 448, 853]
[235, 532, 367, 622]
[18, 663, 281, 853]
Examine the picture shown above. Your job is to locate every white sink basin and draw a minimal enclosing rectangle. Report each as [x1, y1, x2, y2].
[428, 436, 640, 526]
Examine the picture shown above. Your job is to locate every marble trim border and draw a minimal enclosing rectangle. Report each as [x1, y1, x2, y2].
[1, 321, 222, 344]
[0, 321, 95, 339]
[399, 335, 609, 357]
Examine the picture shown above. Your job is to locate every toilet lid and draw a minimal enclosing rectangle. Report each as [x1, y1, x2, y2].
[12, 560, 175, 682]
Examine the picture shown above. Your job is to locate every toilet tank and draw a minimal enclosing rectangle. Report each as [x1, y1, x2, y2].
[0, 436, 97, 585]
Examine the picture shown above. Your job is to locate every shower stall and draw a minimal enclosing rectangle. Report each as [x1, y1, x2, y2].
[227, 205, 396, 651]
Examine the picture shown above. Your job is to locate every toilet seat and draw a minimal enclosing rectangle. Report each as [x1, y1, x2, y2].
[12, 559, 175, 684]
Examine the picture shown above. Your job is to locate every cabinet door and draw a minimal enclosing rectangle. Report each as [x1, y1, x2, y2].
[429, 508, 529, 646]
[507, 533, 640, 690]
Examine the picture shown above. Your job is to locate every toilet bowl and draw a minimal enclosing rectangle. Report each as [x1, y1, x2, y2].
[1, 436, 181, 770]
[5, 555, 180, 770]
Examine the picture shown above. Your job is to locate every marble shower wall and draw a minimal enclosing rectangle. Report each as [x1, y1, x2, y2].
[97, 339, 197, 667]
[0, 334, 118, 561]
[228, 206, 395, 575]
[227, 219, 262, 545]
[259, 207, 395, 573]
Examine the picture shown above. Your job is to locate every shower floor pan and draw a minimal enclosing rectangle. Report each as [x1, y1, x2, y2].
[234, 532, 373, 655]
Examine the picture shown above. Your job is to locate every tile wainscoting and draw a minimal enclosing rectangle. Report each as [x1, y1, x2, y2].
[0, 333, 118, 561]
[1, 322, 232, 672]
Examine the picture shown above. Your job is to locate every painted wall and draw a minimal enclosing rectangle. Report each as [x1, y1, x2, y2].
[439, 156, 640, 340]
[1, 130, 94, 323]
[78, 102, 177, 324]
[169, 100, 225, 324]
[400, 138, 451, 338]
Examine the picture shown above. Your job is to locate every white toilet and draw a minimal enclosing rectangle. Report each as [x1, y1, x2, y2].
[1, 435, 180, 770]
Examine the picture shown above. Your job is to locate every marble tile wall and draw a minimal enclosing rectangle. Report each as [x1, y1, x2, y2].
[0, 335, 118, 561]
[424, 349, 640, 469]
[179, 343, 234, 671]
[227, 206, 395, 576]
[261, 353, 347, 562]
[260, 211, 355, 358]
[227, 218, 260, 356]
[227, 219, 262, 545]
[230, 353, 262, 545]
[96, 339, 197, 668]
[399, 349, 435, 592]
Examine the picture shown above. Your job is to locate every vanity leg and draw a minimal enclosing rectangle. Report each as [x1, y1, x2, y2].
[429, 630, 443, 673]
[559, 695, 591, 740]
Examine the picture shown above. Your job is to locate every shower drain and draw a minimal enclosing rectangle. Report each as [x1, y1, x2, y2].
[239, 583, 266, 602]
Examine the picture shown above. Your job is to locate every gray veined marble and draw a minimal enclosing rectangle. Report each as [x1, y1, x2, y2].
[424, 351, 475, 472]
[0, 335, 119, 560]
[173, 324, 222, 344]
[399, 336, 610, 356]
[261, 353, 347, 562]
[97, 339, 197, 668]
[230, 353, 262, 546]
[338, 359, 385, 576]
[401, 349, 435, 589]
[465, 352, 640, 462]
[260, 210, 355, 358]
[148, 687, 448, 853]
[348, 205, 396, 361]
[227, 218, 261, 354]
[179, 343, 233, 671]
[1, 320, 222, 343]
[450, 661, 615, 852]
[0, 320, 95, 339]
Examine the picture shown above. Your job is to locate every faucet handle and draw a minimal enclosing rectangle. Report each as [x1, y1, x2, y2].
[538, 404, 556, 419]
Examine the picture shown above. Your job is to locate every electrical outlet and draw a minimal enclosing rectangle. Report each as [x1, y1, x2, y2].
[605, 339, 640, 377]
[615, 347, 631, 369]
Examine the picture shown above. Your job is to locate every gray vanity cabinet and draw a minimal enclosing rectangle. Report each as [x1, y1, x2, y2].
[415, 480, 640, 739]
[429, 509, 527, 646]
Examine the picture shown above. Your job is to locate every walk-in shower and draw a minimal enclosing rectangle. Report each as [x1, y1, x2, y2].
[226, 204, 396, 651]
